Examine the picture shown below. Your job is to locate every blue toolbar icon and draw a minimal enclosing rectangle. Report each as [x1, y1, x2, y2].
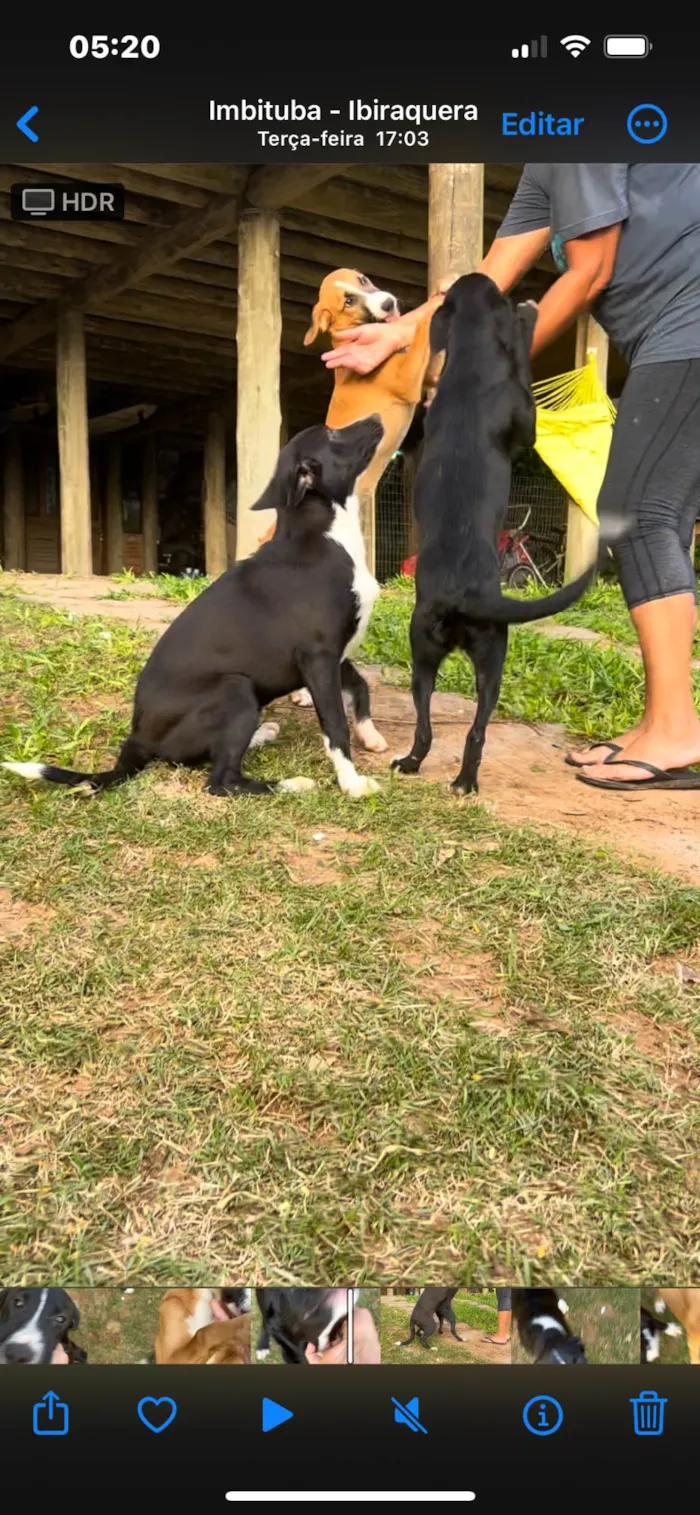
[631, 1390, 667, 1437]
[262, 1397, 294, 1433]
[522, 1395, 564, 1436]
[33, 1390, 69, 1436]
[627, 103, 667, 144]
[17, 106, 40, 142]
[392, 1395, 428, 1434]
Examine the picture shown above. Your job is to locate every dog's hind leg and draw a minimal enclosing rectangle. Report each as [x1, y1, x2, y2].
[206, 676, 313, 797]
[392, 612, 446, 776]
[444, 1306, 464, 1342]
[341, 659, 388, 753]
[300, 654, 379, 799]
[452, 625, 508, 796]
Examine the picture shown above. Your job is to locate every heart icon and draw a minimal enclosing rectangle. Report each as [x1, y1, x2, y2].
[137, 1396, 178, 1433]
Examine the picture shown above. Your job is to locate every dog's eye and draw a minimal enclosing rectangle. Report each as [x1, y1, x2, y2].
[344, 294, 356, 306]
[54, 1313, 66, 1325]
[13, 1295, 26, 1307]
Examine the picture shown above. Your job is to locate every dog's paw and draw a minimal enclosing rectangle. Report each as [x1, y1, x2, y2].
[666, 1323, 683, 1337]
[355, 719, 389, 754]
[256, 1348, 270, 1361]
[391, 754, 421, 776]
[278, 776, 317, 793]
[291, 688, 314, 708]
[341, 773, 380, 799]
[451, 777, 477, 797]
[248, 721, 280, 750]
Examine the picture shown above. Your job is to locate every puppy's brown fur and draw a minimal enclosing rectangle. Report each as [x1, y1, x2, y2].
[155, 1288, 250, 1365]
[657, 1289, 700, 1364]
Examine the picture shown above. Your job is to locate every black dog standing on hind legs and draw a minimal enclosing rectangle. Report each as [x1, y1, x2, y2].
[399, 1287, 464, 1349]
[3, 417, 386, 802]
[392, 273, 601, 796]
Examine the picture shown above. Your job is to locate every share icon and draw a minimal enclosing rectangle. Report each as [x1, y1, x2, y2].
[391, 1395, 428, 1434]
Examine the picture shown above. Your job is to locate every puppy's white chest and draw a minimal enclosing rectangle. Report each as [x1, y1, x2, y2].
[326, 495, 379, 655]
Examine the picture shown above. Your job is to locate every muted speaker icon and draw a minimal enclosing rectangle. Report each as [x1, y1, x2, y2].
[391, 1395, 428, 1434]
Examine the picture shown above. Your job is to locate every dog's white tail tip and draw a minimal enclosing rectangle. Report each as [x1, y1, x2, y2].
[278, 776, 317, 793]
[2, 760, 46, 780]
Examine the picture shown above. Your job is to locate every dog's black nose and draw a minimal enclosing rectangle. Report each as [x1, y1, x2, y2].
[4, 1343, 33, 1363]
[381, 297, 396, 313]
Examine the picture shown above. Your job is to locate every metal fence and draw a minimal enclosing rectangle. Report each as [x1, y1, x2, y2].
[375, 453, 568, 584]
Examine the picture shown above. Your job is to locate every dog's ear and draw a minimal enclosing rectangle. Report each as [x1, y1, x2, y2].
[508, 301, 538, 452]
[251, 459, 317, 513]
[304, 303, 332, 346]
[515, 299, 538, 353]
[289, 459, 317, 508]
[429, 301, 452, 356]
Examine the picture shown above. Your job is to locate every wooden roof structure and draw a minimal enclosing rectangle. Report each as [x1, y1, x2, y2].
[0, 161, 578, 443]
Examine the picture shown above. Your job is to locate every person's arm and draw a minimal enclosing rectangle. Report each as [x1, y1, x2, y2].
[528, 223, 621, 356]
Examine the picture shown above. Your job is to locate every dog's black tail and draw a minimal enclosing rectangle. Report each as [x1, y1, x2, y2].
[469, 564, 595, 625]
[2, 736, 149, 794]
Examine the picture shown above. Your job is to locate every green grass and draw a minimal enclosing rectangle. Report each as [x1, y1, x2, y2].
[2, 587, 700, 1284]
[640, 1288, 691, 1365]
[71, 1287, 124, 1363]
[512, 1288, 639, 1364]
[518, 578, 700, 657]
[110, 570, 209, 604]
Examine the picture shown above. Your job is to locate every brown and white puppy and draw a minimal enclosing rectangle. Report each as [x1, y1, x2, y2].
[154, 1287, 251, 1365]
[656, 1289, 700, 1364]
[274, 267, 440, 720]
[304, 266, 441, 507]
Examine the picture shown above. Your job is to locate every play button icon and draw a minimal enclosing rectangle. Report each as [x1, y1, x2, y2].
[262, 1397, 294, 1433]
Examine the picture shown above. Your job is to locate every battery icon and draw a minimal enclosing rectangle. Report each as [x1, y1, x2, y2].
[604, 35, 651, 58]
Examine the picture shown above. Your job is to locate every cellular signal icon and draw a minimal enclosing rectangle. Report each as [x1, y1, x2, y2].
[511, 36, 548, 58]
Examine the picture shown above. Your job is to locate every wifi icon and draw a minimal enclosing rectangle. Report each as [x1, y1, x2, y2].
[560, 34, 591, 57]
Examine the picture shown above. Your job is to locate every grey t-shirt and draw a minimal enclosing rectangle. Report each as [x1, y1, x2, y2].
[497, 164, 700, 367]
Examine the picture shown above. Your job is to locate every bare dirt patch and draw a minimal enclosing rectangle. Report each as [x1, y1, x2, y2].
[279, 826, 368, 886]
[287, 671, 700, 885]
[0, 888, 54, 943]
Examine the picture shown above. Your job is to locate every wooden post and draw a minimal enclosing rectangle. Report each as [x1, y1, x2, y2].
[428, 163, 484, 290]
[203, 409, 227, 578]
[105, 441, 124, 574]
[235, 209, 282, 558]
[141, 435, 159, 575]
[56, 306, 92, 575]
[564, 314, 609, 582]
[2, 432, 25, 570]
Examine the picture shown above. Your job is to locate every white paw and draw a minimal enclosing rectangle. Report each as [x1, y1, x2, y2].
[256, 1348, 270, 1360]
[248, 721, 280, 750]
[355, 719, 389, 754]
[291, 688, 314, 708]
[278, 776, 317, 793]
[666, 1324, 683, 1337]
[342, 774, 380, 799]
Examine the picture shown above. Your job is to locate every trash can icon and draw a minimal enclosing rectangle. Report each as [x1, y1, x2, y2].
[630, 1390, 667, 1436]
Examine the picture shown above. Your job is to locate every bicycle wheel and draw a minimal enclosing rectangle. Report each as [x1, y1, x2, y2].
[507, 562, 538, 591]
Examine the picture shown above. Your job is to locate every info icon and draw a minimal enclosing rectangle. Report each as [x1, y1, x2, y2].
[522, 1395, 564, 1436]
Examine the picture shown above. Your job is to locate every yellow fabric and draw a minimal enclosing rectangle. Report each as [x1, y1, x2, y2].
[532, 352, 616, 526]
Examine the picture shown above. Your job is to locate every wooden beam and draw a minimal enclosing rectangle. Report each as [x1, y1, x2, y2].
[2, 432, 25, 569]
[565, 315, 609, 582]
[236, 210, 282, 559]
[105, 440, 124, 574]
[202, 409, 228, 576]
[428, 163, 484, 289]
[245, 163, 345, 210]
[141, 435, 159, 575]
[56, 307, 92, 576]
[0, 191, 243, 362]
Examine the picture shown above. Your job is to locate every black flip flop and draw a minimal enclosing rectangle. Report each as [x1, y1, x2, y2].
[565, 742, 622, 769]
[577, 759, 700, 791]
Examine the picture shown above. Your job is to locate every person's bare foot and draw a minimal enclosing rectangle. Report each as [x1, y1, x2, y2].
[483, 1334, 509, 1345]
[566, 723, 647, 768]
[578, 725, 700, 784]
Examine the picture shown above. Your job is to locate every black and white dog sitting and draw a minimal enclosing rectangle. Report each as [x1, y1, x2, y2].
[640, 1304, 682, 1363]
[399, 1286, 464, 1349]
[255, 1288, 358, 1364]
[0, 1288, 87, 1364]
[513, 1289, 587, 1365]
[3, 418, 387, 802]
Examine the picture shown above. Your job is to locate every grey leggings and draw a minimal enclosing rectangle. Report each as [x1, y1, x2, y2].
[597, 359, 700, 610]
[495, 1288, 512, 1311]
